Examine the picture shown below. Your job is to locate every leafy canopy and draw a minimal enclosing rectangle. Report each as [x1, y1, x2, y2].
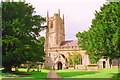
[76, 2, 120, 63]
[2, 2, 46, 72]
[67, 51, 82, 67]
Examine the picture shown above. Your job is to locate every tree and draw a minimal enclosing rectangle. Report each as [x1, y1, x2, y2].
[67, 51, 82, 68]
[35, 36, 45, 62]
[0, 2, 2, 68]
[26, 36, 45, 72]
[38, 36, 45, 47]
[76, 2, 120, 64]
[2, 2, 46, 72]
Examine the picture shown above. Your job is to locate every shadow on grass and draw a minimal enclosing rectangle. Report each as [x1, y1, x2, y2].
[12, 72, 31, 75]
[57, 70, 99, 78]
[1, 78, 46, 80]
[19, 72, 47, 78]
[1, 71, 47, 79]
[112, 73, 120, 79]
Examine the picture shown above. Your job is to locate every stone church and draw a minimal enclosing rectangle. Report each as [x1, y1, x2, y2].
[44, 9, 90, 70]
[44, 10, 119, 70]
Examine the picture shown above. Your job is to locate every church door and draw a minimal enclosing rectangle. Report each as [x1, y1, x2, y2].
[103, 61, 106, 68]
[58, 62, 62, 70]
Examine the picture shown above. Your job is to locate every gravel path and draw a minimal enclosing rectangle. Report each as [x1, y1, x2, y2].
[46, 70, 64, 80]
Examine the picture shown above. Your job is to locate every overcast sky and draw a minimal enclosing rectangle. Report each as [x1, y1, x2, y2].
[4, 0, 107, 40]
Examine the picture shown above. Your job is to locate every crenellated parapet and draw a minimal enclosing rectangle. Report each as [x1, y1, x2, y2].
[48, 46, 79, 51]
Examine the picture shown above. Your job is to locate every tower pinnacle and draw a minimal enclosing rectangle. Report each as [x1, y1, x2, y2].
[62, 14, 64, 24]
[58, 9, 60, 16]
[46, 10, 49, 22]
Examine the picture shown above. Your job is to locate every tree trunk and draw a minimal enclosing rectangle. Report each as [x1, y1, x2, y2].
[74, 64, 76, 69]
[118, 58, 120, 69]
[3, 66, 12, 72]
[73, 66, 75, 69]
[15, 66, 18, 71]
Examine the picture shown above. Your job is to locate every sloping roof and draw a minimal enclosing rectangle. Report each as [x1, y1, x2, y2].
[60, 40, 78, 47]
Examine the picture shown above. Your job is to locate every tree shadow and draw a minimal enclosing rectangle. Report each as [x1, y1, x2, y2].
[111, 73, 120, 79]
[1, 70, 47, 79]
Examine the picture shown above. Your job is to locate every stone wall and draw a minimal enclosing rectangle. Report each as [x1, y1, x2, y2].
[44, 46, 90, 70]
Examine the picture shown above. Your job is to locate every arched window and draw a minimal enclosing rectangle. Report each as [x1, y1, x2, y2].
[79, 58, 82, 65]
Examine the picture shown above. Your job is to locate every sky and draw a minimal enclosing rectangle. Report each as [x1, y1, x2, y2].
[3, 0, 107, 40]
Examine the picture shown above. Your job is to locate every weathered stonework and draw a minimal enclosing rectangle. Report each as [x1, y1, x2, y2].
[44, 10, 90, 70]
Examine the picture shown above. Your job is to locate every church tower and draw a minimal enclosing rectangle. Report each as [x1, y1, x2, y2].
[45, 9, 65, 48]
[44, 10, 90, 70]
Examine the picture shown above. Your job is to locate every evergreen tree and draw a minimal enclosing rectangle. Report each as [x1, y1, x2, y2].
[2, 2, 46, 72]
[76, 2, 120, 63]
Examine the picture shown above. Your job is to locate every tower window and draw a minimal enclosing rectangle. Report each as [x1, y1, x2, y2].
[60, 23, 62, 29]
[50, 22, 53, 28]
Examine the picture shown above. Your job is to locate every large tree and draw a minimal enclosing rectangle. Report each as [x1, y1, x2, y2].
[2, 2, 46, 72]
[67, 51, 82, 68]
[76, 2, 120, 64]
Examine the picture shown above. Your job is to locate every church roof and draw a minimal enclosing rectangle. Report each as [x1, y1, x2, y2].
[60, 40, 78, 47]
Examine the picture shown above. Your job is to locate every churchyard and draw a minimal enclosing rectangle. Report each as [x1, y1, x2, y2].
[1, 0, 120, 80]
[0, 68, 119, 79]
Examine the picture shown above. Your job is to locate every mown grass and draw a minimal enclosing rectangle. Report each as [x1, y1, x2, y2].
[0, 68, 50, 79]
[56, 68, 119, 79]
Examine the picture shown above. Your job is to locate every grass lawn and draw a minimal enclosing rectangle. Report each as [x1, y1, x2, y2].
[0, 68, 50, 79]
[56, 68, 119, 79]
